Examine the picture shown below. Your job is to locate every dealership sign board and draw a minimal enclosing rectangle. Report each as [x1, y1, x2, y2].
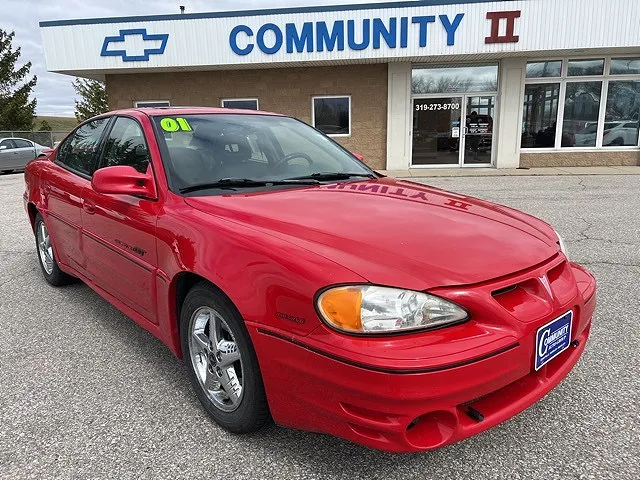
[40, 0, 640, 73]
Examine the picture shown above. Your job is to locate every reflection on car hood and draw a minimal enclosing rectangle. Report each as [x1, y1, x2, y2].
[184, 177, 559, 290]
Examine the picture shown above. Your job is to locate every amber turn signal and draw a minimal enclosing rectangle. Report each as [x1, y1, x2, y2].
[317, 287, 363, 332]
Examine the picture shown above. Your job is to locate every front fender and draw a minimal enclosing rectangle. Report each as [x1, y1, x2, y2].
[155, 199, 366, 356]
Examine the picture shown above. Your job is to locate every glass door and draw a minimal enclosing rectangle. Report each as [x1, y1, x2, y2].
[411, 97, 463, 166]
[462, 95, 496, 165]
[411, 94, 496, 167]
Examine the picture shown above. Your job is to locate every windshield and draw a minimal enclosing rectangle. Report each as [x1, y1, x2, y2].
[152, 114, 374, 193]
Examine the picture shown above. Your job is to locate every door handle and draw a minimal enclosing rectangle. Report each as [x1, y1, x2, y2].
[82, 202, 96, 215]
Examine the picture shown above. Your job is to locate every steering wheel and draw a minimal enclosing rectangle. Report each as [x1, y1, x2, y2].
[275, 152, 313, 169]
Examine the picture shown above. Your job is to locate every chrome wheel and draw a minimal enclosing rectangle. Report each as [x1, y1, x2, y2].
[37, 221, 54, 275]
[188, 306, 244, 412]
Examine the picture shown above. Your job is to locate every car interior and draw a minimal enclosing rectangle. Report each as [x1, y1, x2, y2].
[160, 116, 357, 189]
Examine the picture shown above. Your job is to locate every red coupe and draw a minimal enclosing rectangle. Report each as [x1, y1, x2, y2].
[23, 108, 596, 452]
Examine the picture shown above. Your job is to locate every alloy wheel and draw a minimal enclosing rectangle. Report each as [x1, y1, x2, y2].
[37, 221, 54, 275]
[188, 306, 244, 412]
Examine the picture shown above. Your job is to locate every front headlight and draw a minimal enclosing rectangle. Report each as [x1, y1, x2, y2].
[554, 228, 569, 259]
[316, 285, 468, 334]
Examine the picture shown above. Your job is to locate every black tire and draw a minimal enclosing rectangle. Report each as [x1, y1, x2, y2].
[180, 281, 270, 433]
[34, 213, 75, 286]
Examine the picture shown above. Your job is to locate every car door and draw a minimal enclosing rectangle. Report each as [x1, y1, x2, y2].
[12, 138, 38, 167]
[81, 116, 159, 322]
[43, 118, 110, 272]
[0, 139, 18, 170]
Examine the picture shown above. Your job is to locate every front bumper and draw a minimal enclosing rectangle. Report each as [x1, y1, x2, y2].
[249, 259, 596, 452]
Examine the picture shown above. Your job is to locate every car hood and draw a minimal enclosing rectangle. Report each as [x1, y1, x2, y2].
[184, 177, 559, 290]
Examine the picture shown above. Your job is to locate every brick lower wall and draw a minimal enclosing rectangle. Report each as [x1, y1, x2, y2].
[520, 151, 640, 168]
[105, 64, 388, 169]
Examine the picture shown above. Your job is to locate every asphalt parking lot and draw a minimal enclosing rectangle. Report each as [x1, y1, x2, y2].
[1, 172, 638, 480]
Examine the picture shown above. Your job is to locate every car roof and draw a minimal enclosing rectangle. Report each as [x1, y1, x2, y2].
[109, 107, 284, 118]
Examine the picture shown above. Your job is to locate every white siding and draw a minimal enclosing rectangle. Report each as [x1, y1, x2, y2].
[40, 0, 640, 75]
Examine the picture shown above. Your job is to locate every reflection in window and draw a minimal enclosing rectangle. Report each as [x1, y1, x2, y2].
[567, 59, 604, 76]
[562, 82, 603, 147]
[610, 58, 640, 76]
[312, 96, 351, 136]
[57, 118, 109, 175]
[526, 61, 562, 78]
[101, 117, 150, 173]
[222, 99, 259, 110]
[522, 84, 560, 148]
[412, 65, 498, 94]
[603, 81, 640, 147]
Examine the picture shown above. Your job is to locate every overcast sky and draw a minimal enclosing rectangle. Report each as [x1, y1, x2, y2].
[5, 0, 389, 118]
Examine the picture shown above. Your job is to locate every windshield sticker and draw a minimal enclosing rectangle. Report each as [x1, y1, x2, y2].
[160, 117, 192, 132]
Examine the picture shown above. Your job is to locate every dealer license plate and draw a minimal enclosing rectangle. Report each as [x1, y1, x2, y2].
[534, 311, 573, 371]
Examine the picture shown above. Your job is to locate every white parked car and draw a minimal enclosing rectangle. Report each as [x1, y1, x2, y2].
[602, 121, 639, 146]
[574, 121, 639, 147]
[0, 137, 49, 173]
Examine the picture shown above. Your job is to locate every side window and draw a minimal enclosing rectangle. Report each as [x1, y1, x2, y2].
[0, 139, 16, 150]
[13, 139, 33, 148]
[57, 118, 109, 176]
[100, 117, 150, 173]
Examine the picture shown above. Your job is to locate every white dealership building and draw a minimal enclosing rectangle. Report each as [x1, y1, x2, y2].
[40, 0, 640, 170]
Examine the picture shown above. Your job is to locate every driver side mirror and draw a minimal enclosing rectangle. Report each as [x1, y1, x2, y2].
[92, 165, 157, 200]
[352, 152, 365, 162]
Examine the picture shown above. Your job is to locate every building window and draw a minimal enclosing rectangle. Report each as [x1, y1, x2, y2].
[562, 81, 603, 147]
[603, 81, 640, 146]
[567, 59, 605, 76]
[522, 83, 560, 148]
[526, 61, 562, 78]
[522, 57, 640, 150]
[312, 96, 351, 136]
[221, 98, 259, 110]
[135, 101, 170, 107]
[610, 59, 640, 76]
[412, 64, 498, 93]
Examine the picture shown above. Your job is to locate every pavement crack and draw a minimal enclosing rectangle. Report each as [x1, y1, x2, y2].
[577, 178, 588, 191]
[570, 238, 640, 247]
[576, 216, 594, 242]
[580, 260, 640, 268]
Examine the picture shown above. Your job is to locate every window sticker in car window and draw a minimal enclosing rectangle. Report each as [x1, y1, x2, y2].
[160, 117, 193, 132]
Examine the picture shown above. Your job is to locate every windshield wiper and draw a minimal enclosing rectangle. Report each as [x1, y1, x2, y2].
[179, 177, 320, 194]
[284, 172, 377, 181]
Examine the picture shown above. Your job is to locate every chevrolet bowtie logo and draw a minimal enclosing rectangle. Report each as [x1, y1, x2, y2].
[100, 28, 169, 62]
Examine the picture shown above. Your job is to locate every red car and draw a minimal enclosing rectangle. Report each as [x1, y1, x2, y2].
[23, 108, 596, 452]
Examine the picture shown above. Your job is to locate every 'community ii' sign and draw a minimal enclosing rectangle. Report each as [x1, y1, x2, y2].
[229, 14, 466, 55]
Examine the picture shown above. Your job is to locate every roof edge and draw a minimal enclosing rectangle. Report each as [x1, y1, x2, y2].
[39, 0, 501, 27]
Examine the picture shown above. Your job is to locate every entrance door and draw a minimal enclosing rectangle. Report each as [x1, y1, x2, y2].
[411, 97, 463, 166]
[411, 94, 496, 167]
[462, 95, 495, 165]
